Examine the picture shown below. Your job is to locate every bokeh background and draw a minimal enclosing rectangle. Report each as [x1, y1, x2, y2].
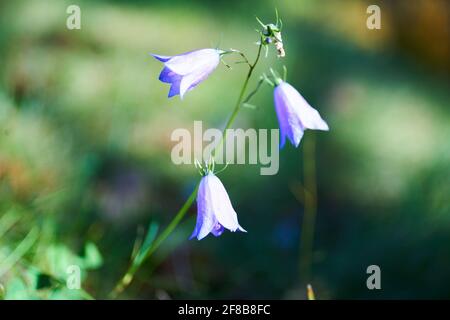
[1, 0, 449, 299]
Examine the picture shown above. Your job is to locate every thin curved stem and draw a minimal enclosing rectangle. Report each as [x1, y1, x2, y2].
[242, 77, 264, 106]
[109, 39, 264, 299]
[222, 49, 251, 67]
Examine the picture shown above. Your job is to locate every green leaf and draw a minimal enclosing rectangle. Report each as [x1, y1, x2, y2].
[82, 242, 103, 269]
[4, 277, 29, 300]
[44, 244, 84, 280]
[134, 222, 159, 267]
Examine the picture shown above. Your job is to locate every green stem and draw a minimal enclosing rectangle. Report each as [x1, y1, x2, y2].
[242, 78, 264, 106]
[0, 209, 21, 239]
[299, 134, 317, 284]
[214, 40, 263, 156]
[109, 187, 197, 298]
[109, 39, 264, 299]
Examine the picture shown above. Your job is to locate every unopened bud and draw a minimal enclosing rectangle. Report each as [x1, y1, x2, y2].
[273, 31, 285, 58]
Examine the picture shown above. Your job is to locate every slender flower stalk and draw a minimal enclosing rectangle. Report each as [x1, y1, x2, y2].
[110, 39, 264, 298]
[109, 187, 197, 298]
[299, 134, 318, 285]
[191, 168, 246, 240]
[213, 38, 263, 156]
[151, 49, 223, 99]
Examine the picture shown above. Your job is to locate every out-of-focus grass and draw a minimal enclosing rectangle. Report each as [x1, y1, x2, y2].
[0, 0, 449, 299]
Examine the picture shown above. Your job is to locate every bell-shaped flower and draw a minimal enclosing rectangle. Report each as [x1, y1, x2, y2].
[190, 172, 246, 240]
[274, 81, 329, 148]
[151, 49, 222, 99]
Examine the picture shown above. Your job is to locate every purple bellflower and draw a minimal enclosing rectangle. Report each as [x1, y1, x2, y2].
[274, 81, 329, 148]
[190, 171, 246, 240]
[151, 49, 223, 99]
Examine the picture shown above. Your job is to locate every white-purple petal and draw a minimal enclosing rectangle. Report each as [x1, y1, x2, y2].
[191, 172, 246, 240]
[151, 49, 221, 99]
[165, 49, 220, 75]
[278, 82, 329, 131]
[179, 64, 216, 99]
[274, 90, 304, 147]
[274, 82, 329, 148]
[210, 223, 225, 237]
[168, 80, 181, 98]
[158, 67, 180, 84]
[190, 176, 216, 240]
[150, 53, 172, 62]
[207, 174, 243, 232]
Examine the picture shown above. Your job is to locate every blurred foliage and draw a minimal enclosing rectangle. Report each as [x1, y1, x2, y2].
[0, 0, 449, 299]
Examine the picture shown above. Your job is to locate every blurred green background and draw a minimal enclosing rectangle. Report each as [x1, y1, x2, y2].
[0, 0, 449, 299]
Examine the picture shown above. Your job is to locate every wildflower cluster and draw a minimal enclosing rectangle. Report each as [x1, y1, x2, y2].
[150, 11, 328, 240]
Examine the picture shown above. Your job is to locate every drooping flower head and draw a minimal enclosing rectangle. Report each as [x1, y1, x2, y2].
[151, 49, 223, 99]
[273, 80, 329, 148]
[190, 160, 246, 240]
